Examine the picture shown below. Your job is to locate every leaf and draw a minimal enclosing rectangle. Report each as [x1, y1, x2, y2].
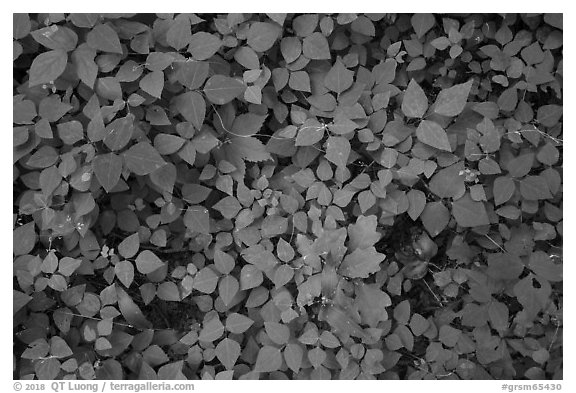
[296, 120, 325, 146]
[451, 193, 490, 227]
[212, 196, 242, 220]
[114, 261, 134, 288]
[429, 162, 465, 199]
[247, 22, 280, 52]
[486, 252, 524, 280]
[231, 113, 266, 137]
[166, 15, 191, 50]
[520, 176, 553, 200]
[325, 136, 351, 168]
[433, 80, 473, 117]
[32, 25, 78, 51]
[184, 205, 210, 234]
[407, 189, 426, 220]
[254, 346, 283, 373]
[302, 32, 331, 60]
[92, 153, 123, 193]
[50, 336, 73, 358]
[157, 361, 186, 380]
[86, 24, 123, 54]
[72, 44, 98, 88]
[103, 114, 135, 151]
[173, 91, 205, 130]
[411, 13, 436, 38]
[123, 142, 167, 176]
[283, 343, 303, 373]
[35, 358, 61, 380]
[355, 283, 391, 327]
[188, 32, 222, 60]
[347, 215, 381, 251]
[416, 120, 452, 152]
[393, 300, 411, 325]
[280, 36, 302, 63]
[226, 136, 272, 164]
[264, 322, 290, 345]
[218, 275, 239, 307]
[139, 71, 164, 98]
[439, 325, 461, 347]
[199, 315, 224, 342]
[409, 313, 429, 336]
[338, 247, 384, 278]
[493, 176, 516, 206]
[528, 251, 562, 282]
[402, 79, 428, 118]
[193, 267, 219, 294]
[116, 285, 152, 329]
[324, 58, 354, 94]
[175, 60, 209, 90]
[506, 153, 535, 178]
[203, 75, 245, 105]
[488, 301, 509, 331]
[289, 71, 311, 92]
[135, 250, 165, 274]
[225, 312, 254, 334]
[14, 290, 32, 316]
[28, 49, 68, 87]
[420, 201, 450, 238]
[215, 338, 241, 370]
[13, 222, 37, 256]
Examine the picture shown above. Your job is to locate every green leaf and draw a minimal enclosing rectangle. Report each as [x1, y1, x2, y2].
[212, 196, 242, 220]
[439, 325, 461, 347]
[411, 13, 436, 38]
[416, 120, 452, 152]
[139, 71, 164, 98]
[227, 136, 272, 163]
[225, 312, 254, 334]
[86, 24, 123, 54]
[135, 250, 165, 274]
[280, 36, 302, 63]
[289, 71, 311, 92]
[188, 32, 222, 60]
[302, 32, 331, 60]
[199, 316, 225, 342]
[324, 58, 354, 94]
[50, 336, 73, 358]
[114, 261, 134, 288]
[338, 247, 384, 278]
[184, 205, 210, 234]
[203, 75, 245, 105]
[92, 153, 123, 193]
[451, 193, 490, 227]
[31, 25, 78, 51]
[123, 142, 167, 176]
[35, 358, 61, 379]
[157, 361, 186, 380]
[28, 49, 68, 87]
[433, 80, 473, 117]
[218, 275, 239, 307]
[488, 301, 509, 331]
[393, 299, 411, 325]
[247, 22, 281, 52]
[215, 338, 241, 370]
[254, 346, 283, 373]
[325, 136, 351, 168]
[402, 79, 428, 118]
